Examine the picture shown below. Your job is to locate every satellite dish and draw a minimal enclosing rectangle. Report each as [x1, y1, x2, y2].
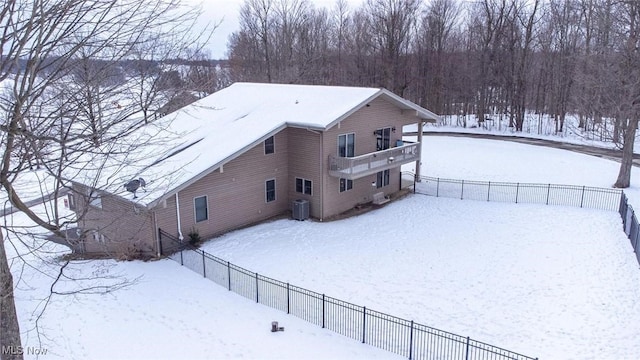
[124, 178, 146, 199]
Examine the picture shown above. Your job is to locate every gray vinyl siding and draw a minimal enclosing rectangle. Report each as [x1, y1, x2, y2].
[321, 96, 419, 218]
[74, 183, 156, 256]
[159, 128, 290, 241]
[287, 127, 322, 218]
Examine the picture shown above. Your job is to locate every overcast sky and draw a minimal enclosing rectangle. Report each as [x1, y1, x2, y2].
[198, 0, 365, 59]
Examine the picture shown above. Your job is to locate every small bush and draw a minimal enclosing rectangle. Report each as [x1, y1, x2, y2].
[188, 228, 201, 246]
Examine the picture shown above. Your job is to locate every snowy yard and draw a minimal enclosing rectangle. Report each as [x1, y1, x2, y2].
[9, 135, 640, 359]
[9, 205, 401, 360]
[201, 196, 640, 359]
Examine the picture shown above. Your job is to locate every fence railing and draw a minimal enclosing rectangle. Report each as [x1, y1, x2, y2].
[328, 142, 421, 180]
[618, 193, 640, 265]
[158, 229, 537, 360]
[404, 173, 622, 212]
[403, 172, 640, 266]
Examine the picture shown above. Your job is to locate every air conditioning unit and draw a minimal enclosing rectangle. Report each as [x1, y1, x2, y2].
[292, 199, 310, 221]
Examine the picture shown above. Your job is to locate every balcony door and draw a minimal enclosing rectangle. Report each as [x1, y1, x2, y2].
[375, 127, 391, 188]
[375, 127, 391, 151]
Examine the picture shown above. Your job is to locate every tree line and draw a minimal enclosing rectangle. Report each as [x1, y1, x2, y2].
[226, 0, 640, 187]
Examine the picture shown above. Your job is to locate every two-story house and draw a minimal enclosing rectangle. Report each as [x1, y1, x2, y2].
[71, 82, 438, 257]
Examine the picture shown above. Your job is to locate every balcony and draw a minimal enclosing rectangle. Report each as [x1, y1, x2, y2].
[328, 142, 421, 180]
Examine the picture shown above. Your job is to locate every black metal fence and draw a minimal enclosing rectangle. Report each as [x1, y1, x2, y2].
[404, 172, 640, 266]
[158, 229, 537, 360]
[618, 193, 640, 265]
[407, 174, 622, 211]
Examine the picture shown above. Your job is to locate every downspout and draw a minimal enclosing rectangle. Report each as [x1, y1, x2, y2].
[175, 192, 184, 241]
[319, 131, 324, 221]
[306, 127, 323, 220]
[152, 210, 161, 257]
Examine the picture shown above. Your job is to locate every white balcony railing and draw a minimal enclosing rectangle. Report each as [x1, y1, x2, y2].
[328, 142, 421, 180]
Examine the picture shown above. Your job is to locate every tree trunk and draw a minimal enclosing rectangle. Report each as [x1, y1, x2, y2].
[614, 119, 638, 188]
[0, 231, 23, 360]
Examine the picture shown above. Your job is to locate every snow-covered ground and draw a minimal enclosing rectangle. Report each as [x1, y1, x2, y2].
[8, 205, 401, 360]
[405, 112, 639, 153]
[405, 136, 640, 209]
[201, 198, 640, 360]
[9, 135, 640, 359]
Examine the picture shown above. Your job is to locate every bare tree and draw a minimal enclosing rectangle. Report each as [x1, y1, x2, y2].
[611, 0, 640, 187]
[414, 0, 460, 113]
[365, 0, 420, 95]
[238, 0, 276, 82]
[0, 0, 211, 357]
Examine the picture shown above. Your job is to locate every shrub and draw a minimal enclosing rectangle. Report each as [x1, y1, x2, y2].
[188, 228, 201, 246]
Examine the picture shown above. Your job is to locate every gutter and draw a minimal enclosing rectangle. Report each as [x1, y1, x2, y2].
[152, 211, 160, 257]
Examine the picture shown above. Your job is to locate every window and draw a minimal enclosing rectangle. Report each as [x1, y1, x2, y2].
[376, 170, 390, 188]
[375, 127, 391, 151]
[338, 133, 355, 157]
[92, 231, 105, 244]
[295, 178, 312, 195]
[339, 178, 353, 192]
[265, 179, 276, 202]
[68, 193, 76, 210]
[194, 196, 208, 222]
[264, 136, 275, 154]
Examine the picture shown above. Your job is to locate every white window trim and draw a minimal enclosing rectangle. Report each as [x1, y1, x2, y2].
[264, 136, 275, 155]
[194, 195, 208, 223]
[375, 127, 392, 151]
[339, 178, 353, 193]
[92, 230, 105, 244]
[68, 193, 76, 210]
[376, 170, 390, 188]
[265, 178, 276, 203]
[337, 133, 355, 158]
[295, 177, 312, 196]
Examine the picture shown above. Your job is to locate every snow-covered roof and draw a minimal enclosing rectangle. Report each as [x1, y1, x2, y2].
[90, 82, 439, 207]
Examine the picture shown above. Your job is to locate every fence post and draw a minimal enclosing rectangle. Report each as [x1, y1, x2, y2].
[362, 306, 367, 344]
[515, 183, 520, 204]
[436, 178, 440, 197]
[158, 228, 163, 256]
[286, 283, 290, 314]
[255, 273, 259, 303]
[580, 186, 586, 208]
[546, 184, 551, 205]
[413, 173, 417, 194]
[461, 180, 464, 200]
[487, 181, 491, 201]
[322, 294, 325, 328]
[202, 251, 206, 278]
[409, 320, 414, 360]
[227, 261, 231, 291]
[619, 192, 626, 217]
[465, 336, 470, 360]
